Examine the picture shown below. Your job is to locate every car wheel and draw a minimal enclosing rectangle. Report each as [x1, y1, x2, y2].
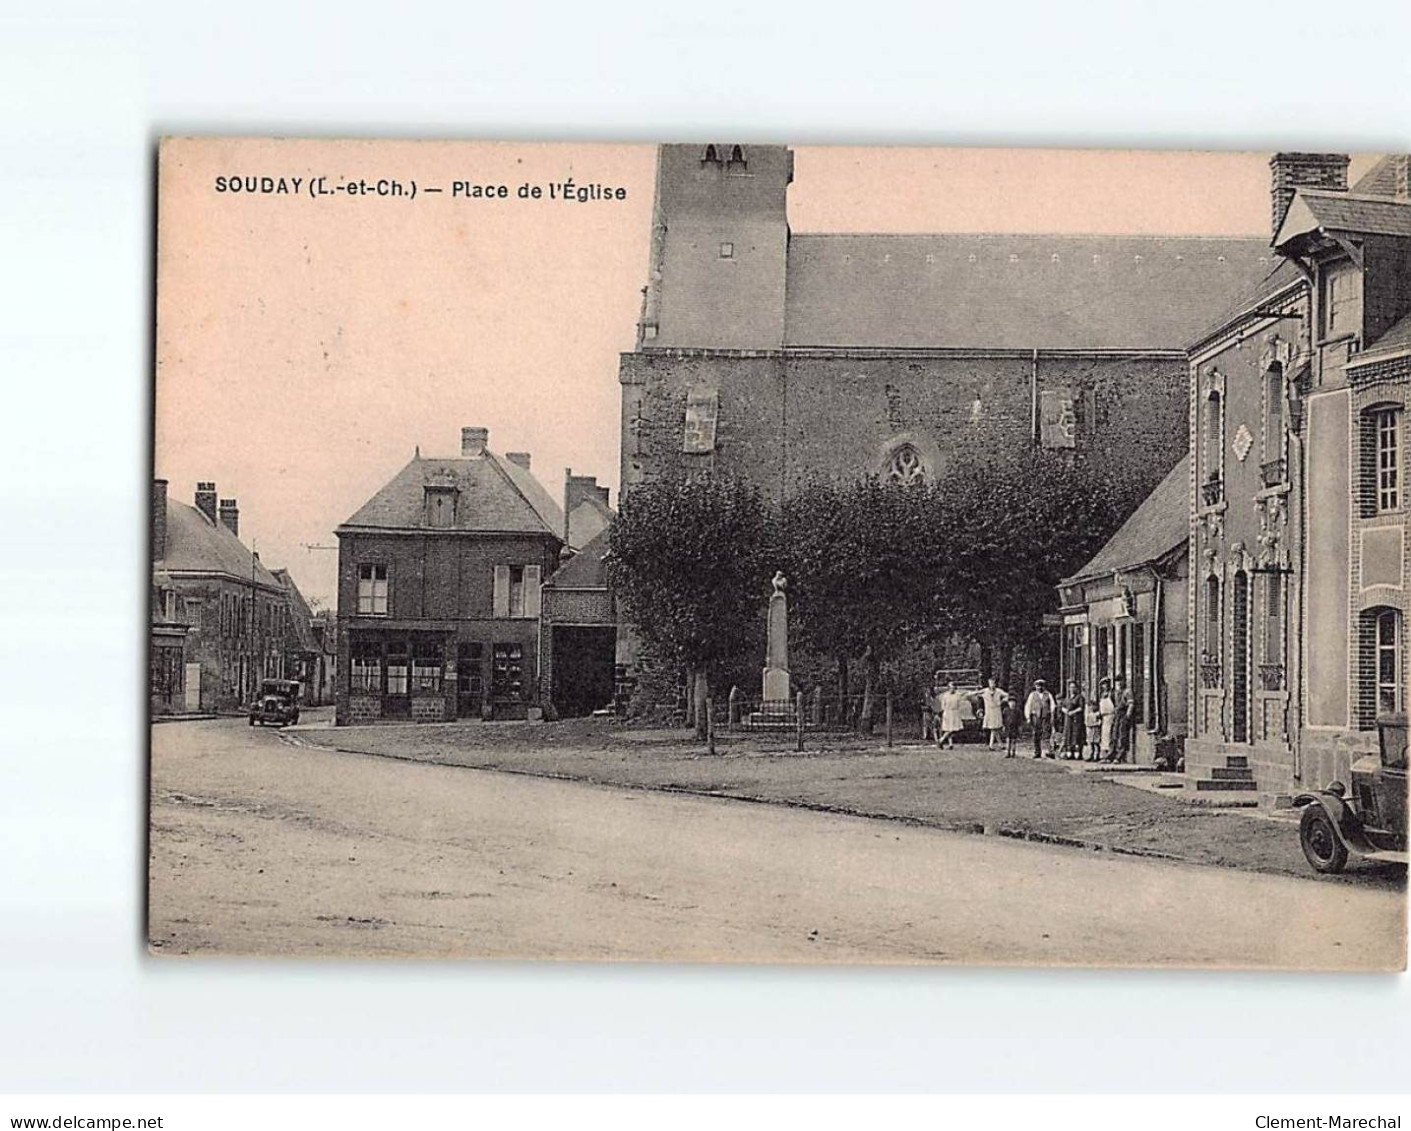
[1299, 807, 1348, 874]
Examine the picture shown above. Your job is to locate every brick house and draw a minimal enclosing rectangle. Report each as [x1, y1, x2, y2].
[1057, 455, 1190, 764]
[1184, 153, 1410, 797]
[151, 479, 289, 714]
[334, 427, 565, 725]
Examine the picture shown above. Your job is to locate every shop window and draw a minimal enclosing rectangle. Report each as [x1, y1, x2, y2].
[492, 643, 524, 702]
[350, 640, 382, 693]
[357, 564, 389, 615]
[412, 639, 443, 692]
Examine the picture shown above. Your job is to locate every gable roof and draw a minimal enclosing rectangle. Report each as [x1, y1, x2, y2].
[1275, 190, 1411, 246]
[158, 500, 283, 588]
[1063, 455, 1190, 585]
[545, 526, 611, 589]
[782, 234, 1274, 351]
[338, 450, 564, 537]
[1351, 155, 1410, 199]
[1186, 258, 1307, 351]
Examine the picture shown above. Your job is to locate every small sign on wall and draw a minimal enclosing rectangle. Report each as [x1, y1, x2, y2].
[1039, 387, 1078, 449]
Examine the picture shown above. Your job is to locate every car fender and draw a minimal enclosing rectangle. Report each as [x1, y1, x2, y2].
[1293, 792, 1377, 856]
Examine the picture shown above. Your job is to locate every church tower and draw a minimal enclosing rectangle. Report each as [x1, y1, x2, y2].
[637, 144, 793, 350]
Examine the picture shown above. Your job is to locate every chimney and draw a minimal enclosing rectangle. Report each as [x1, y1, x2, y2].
[1270, 152, 1349, 237]
[218, 498, 239, 537]
[461, 426, 489, 458]
[566, 473, 610, 513]
[152, 479, 168, 562]
[194, 481, 218, 525]
[505, 451, 532, 471]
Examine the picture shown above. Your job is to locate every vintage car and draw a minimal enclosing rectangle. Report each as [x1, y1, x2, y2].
[1294, 714, 1407, 874]
[927, 667, 987, 741]
[248, 678, 302, 727]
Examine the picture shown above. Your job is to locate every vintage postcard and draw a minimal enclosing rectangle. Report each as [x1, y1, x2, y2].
[149, 138, 1408, 968]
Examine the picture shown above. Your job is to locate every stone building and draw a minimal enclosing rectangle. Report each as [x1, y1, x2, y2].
[150, 479, 289, 714]
[1057, 455, 1190, 764]
[271, 567, 336, 707]
[620, 144, 1276, 520]
[333, 427, 565, 724]
[1184, 153, 1410, 798]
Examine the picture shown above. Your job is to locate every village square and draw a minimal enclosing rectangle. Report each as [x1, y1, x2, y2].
[148, 146, 1409, 967]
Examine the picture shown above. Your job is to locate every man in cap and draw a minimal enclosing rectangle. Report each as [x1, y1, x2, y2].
[1024, 678, 1057, 759]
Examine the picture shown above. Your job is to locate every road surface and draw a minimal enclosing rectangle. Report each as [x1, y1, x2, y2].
[148, 719, 1406, 969]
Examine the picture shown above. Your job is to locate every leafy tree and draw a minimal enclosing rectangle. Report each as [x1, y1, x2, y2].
[606, 476, 774, 738]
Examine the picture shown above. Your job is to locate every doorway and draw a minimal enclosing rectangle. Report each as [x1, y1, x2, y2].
[551, 627, 617, 717]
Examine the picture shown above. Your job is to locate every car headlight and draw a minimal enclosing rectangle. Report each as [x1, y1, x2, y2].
[1327, 780, 1346, 798]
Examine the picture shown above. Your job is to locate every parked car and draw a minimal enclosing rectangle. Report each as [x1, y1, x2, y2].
[929, 667, 986, 741]
[248, 678, 302, 727]
[1294, 713, 1407, 874]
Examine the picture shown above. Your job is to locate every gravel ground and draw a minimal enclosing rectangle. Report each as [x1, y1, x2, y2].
[294, 717, 1406, 887]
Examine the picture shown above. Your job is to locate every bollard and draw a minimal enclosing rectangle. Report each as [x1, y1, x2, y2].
[728, 685, 741, 725]
[706, 697, 716, 756]
[886, 692, 893, 748]
[796, 690, 805, 753]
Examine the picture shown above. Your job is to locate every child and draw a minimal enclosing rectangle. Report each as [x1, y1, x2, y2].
[1000, 689, 1022, 758]
[1084, 697, 1102, 762]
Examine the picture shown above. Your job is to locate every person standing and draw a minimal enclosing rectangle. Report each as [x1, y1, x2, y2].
[1000, 688, 1022, 758]
[1059, 679, 1085, 760]
[1024, 679, 1056, 758]
[1098, 678, 1116, 761]
[979, 677, 1006, 749]
[1112, 676, 1134, 764]
[1084, 696, 1102, 761]
[937, 680, 965, 750]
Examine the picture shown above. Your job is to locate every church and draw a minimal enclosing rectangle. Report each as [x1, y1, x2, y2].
[619, 144, 1275, 514]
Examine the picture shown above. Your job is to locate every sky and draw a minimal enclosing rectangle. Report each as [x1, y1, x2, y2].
[154, 141, 1375, 608]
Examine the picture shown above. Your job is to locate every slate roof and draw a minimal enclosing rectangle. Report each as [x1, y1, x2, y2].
[781, 234, 1274, 351]
[1276, 190, 1411, 243]
[1350, 155, 1410, 199]
[1358, 310, 1411, 360]
[158, 500, 283, 589]
[544, 526, 611, 589]
[1186, 258, 1307, 351]
[338, 451, 564, 537]
[1063, 455, 1190, 584]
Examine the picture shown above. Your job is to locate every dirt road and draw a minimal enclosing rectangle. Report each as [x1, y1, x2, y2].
[148, 719, 1406, 968]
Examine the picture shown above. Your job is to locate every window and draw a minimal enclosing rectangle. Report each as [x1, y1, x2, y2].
[425, 487, 457, 528]
[1263, 573, 1284, 660]
[701, 144, 720, 165]
[509, 566, 525, 617]
[350, 641, 382, 693]
[1205, 576, 1222, 657]
[492, 643, 524, 702]
[357, 564, 388, 615]
[385, 641, 410, 695]
[1264, 366, 1284, 461]
[412, 639, 443, 693]
[719, 241, 734, 259]
[885, 443, 926, 486]
[1377, 409, 1401, 512]
[727, 144, 746, 169]
[1376, 610, 1402, 716]
[1203, 391, 1223, 485]
[1324, 260, 1362, 340]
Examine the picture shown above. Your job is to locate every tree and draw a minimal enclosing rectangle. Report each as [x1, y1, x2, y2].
[606, 476, 774, 738]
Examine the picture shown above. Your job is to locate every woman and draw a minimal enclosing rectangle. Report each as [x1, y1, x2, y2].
[1098, 678, 1117, 762]
[979, 677, 1006, 749]
[937, 680, 965, 750]
[1059, 679, 1086, 760]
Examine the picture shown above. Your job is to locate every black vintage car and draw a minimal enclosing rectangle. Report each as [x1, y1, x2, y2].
[248, 679, 302, 727]
[1294, 714, 1407, 874]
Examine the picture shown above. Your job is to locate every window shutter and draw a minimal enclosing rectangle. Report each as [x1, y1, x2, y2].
[493, 565, 510, 617]
[524, 564, 542, 619]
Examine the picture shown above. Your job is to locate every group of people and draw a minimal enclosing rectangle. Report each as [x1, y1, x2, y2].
[926, 673, 1136, 762]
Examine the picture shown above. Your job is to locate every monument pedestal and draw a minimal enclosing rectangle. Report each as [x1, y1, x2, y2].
[748, 573, 796, 728]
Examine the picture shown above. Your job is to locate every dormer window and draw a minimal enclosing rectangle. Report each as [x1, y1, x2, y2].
[727, 144, 747, 169]
[1323, 259, 1362, 340]
[701, 144, 721, 165]
[424, 484, 459, 528]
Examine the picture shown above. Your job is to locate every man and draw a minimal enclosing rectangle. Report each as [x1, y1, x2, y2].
[1024, 679, 1056, 759]
[1111, 675, 1134, 763]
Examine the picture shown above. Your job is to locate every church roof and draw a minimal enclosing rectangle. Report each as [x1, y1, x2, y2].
[1063, 455, 1190, 585]
[157, 500, 283, 589]
[337, 450, 564, 537]
[782, 234, 1274, 351]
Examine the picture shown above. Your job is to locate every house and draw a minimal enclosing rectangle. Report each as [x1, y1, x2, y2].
[151, 478, 290, 714]
[1057, 455, 1190, 764]
[333, 427, 565, 724]
[271, 567, 335, 707]
[1184, 153, 1409, 798]
[539, 527, 622, 718]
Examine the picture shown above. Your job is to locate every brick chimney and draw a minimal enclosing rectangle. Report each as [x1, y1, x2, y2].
[152, 479, 168, 562]
[566, 473, 610, 513]
[194, 481, 218, 525]
[505, 451, 532, 471]
[218, 498, 239, 537]
[1271, 152, 1349, 237]
[461, 426, 489, 458]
